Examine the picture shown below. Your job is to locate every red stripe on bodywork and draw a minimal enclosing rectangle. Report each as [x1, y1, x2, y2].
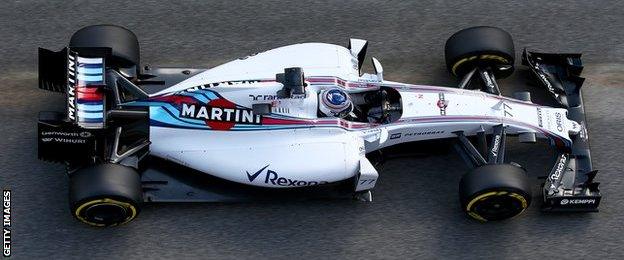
[262, 117, 313, 125]
[75, 86, 101, 93]
[152, 95, 198, 105]
[77, 90, 104, 101]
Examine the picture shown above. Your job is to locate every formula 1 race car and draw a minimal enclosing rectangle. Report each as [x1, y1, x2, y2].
[37, 25, 601, 226]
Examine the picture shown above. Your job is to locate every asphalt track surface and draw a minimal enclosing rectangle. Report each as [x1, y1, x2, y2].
[1, 1, 623, 259]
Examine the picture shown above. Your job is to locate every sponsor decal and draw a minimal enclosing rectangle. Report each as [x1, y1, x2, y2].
[389, 133, 402, 140]
[549, 154, 568, 183]
[560, 198, 596, 205]
[154, 93, 268, 130]
[246, 165, 328, 187]
[3, 189, 11, 257]
[180, 99, 262, 130]
[67, 52, 77, 121]
[538, 72, 556, 94]
[247, 165, 269, 182]
[403, 130, 445, 137]
[362, 128, 381, 135]
[537, 108, 543, 127]
[249, 94, 278, 101]
[437, 93, 448, 115]
[555, 112, 564, 132]
[532, 61, 562, 100]
[40, 131, 91, 144]
[491, 134, 501, 157]
[482, 70, 494, 89]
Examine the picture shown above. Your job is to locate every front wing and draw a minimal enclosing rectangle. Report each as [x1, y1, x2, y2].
[523, 49, 601, 211]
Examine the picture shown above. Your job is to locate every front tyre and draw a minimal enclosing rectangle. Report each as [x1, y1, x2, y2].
[69, 164, 142, 227]
[459, 164, 531, 221]
[445, 26, 515, 79]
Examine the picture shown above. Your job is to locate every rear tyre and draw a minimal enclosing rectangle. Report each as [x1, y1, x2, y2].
[69, 164, 142, 227]
[69, 24, 140, 75]
[459, 164, 531, 221]
[445, 26, 515, 79]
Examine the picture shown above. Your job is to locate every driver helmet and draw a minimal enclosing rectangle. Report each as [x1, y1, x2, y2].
[319, 87, 353, 118]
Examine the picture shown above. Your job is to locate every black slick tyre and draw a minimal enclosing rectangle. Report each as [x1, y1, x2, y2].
[445, 26, 515, 79]
[69, 24, 140, 74]
[459, 164, 531, 221]
[69, 163, 142, 227]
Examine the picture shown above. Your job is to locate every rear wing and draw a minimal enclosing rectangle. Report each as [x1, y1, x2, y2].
[39, 47, 111, 128]
[522, 49, 601, 212]
[38, 48, 68, 93]
[37, 47, 149, 165]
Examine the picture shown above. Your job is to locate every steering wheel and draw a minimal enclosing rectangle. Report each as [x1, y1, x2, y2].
[366, 90, 391, 123]
[376, 90, 403, 123]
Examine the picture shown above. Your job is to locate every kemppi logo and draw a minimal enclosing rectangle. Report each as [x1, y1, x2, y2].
[555, 112, 564, 132]
[560, 198, 596, 205]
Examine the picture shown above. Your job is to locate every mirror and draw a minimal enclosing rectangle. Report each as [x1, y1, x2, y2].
[372, 57, 383, 81]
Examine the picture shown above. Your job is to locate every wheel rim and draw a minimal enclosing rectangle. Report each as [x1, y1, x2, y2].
[85, 203, 127, 224]
[466, 191, 528, 221]
[451, 54, 511, 76]
[75, 198, 137, 227]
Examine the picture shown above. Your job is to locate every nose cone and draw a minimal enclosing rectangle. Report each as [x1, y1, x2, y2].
[566, 119, 583, 136]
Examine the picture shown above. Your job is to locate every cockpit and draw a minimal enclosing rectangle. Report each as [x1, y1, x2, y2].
[273, 67, 402, 124]
[318, 87, 402, 124]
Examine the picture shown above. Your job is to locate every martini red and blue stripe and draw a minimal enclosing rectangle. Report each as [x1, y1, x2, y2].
[76, 57, 105, 126]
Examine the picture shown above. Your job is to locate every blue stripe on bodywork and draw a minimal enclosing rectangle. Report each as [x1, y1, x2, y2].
[78, 117, 104, 123]
[150, 106, 207, 127]
[77, 111, 103, 119]
[77, 74, 103, 81]
[77, 100, 104, 105]
[78, 63, 103, 69]
[77, 103, 104, 112]
[77, 67, 103, 74]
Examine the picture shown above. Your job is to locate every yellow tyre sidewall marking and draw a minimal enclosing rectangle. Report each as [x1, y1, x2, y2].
[75, 198, 138, 227]
[451, 55, 509, 76]
[466, 191, 528, 222]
